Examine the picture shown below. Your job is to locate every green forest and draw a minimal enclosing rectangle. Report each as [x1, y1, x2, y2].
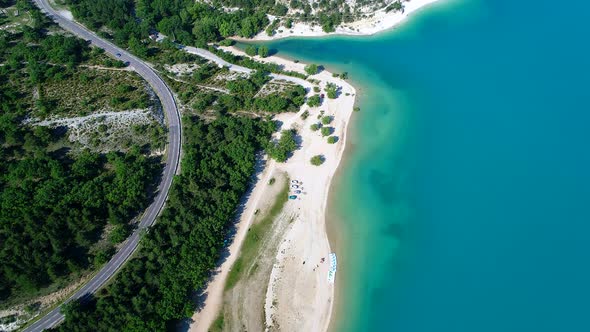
[55, 115, 275, 331]
[0, 3, 162, 303]
[64, 0, 374, 47]
[66, 0, 270, 47]
[1, 0, 311, 328]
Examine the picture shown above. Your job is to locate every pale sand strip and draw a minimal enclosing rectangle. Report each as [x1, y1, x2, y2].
[247, 0, 441, 41]
[189, 48, 356, 331]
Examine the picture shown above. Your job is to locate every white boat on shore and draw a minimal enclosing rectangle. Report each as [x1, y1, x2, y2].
[328, 253, 337, 284]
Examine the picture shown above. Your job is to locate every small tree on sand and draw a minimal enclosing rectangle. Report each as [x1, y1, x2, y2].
[305, 64, 319, 75]
[307, 95, 321, 107]
[310, 155, 325, 166]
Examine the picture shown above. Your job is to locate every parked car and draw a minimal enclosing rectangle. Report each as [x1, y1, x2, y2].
[289, 195, 297, 200]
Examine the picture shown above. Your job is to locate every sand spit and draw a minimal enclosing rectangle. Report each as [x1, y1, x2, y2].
[189, 49, 356, 332]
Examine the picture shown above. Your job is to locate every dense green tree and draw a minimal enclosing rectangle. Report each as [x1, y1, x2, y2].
[267, 129, 297, 162]
[0, 15, 162, 301]
[326, 82, 338, 98]
[245, 45, 257, 56]
[258, 45, 269, 58]
[66, 0, 270, 48]
[307, 94, 321, 107]
[56, 116, 275, 331]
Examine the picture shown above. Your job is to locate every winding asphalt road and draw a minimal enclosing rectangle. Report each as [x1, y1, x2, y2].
[25, 0, 181, 331]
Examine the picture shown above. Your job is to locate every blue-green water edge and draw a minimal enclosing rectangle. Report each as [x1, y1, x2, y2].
[268, 0, 590, 331]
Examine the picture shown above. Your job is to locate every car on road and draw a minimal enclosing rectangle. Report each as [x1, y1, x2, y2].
[116, 53, 121, 57]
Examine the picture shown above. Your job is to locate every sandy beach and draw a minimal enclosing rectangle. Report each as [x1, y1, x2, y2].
[188, 48, 356, 331]
[245, 0, 441, 41]
[189, 1, 441, 328]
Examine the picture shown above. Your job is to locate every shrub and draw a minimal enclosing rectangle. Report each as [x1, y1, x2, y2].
[267, 129, 298, 162]
[304, 64, 319, 75]
[310, 155, 325, 166]
[354, 106, 361, 112]
[310, 123, 320, 131]
[321, 126, 332, 137]
[219, 39, 235, 46]
[386, 1, 404, 13]
[327, 136, 338, 144]
[321, 116, 332, 125]
[109, 225, 130, 244]
[326, 82, 338, 99]
[307, 95, 321, 107]
[245, 45, 257, 56]
[258, 45, 269, 58]
[300, 110, 309, 120]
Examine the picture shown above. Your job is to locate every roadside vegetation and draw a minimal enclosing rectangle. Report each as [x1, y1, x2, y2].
[0, 1, 164, 309]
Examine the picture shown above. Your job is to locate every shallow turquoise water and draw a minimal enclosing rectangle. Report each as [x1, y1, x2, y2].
[269, 0, 590, 331]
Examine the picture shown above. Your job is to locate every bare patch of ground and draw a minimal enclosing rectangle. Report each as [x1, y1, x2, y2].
[28, 109, 166, 153]
[164, 63, 201, 76]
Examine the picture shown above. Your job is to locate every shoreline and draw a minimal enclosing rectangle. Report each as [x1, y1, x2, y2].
[324, 92, 362, 332]
[188, 0, 441, 326]
[188, 47, 357, 331]
[235, 0, 441, 41]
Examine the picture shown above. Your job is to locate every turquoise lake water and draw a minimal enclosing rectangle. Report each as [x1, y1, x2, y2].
[269, 0, 590, 331]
